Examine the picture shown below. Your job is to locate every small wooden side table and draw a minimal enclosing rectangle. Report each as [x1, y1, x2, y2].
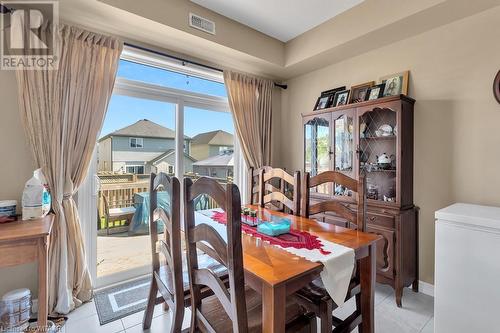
[0, 215, 54, 330]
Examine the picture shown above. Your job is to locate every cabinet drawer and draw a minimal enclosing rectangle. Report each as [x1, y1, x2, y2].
[367, 213, 395, 229]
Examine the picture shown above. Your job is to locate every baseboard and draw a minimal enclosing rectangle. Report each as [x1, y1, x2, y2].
[418, 280, 434, 297]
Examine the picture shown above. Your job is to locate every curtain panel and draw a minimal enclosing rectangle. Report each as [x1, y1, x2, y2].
[15, 24, 123, 314]
[223, 71, 274, 169]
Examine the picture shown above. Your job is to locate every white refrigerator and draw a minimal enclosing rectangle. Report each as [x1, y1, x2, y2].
[435, 203, 500, 333]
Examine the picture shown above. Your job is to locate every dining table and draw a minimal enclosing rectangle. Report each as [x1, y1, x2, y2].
[195, 204, 381, 333]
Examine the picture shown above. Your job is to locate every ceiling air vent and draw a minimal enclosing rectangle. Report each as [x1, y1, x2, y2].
[189, 13, 216, 35]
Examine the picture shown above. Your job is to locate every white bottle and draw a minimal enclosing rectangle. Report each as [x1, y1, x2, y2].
[22, 169, 51, 220]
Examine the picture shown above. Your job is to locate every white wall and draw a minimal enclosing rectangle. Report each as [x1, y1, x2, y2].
[0, 70, 38, 296]
[277, 6, 500, 284]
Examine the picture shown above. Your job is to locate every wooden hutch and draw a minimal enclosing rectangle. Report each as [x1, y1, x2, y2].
[301, 94, 418, 306]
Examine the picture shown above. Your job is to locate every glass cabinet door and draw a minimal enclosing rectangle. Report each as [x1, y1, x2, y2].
[333, 113, 354, 174]
[332, 112, 355, 197]
[358, 107, 398, 204]
[304, 115, 331, 194]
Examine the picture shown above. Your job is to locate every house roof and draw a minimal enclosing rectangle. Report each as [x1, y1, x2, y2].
[191, 130, 234, 146]
[99, 119, 190, 141]
[193, 153, 234, 167]
[149, 149, 197, 164]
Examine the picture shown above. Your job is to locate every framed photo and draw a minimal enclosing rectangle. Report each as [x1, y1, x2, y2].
[367, 83, 385, 100]
[349, 81, 374, 103]
[314, 94, 332, 110]
[313, 86, 346, 110]
[321, 86, 346, 97]
[380, 71, 409, 96]
[333, 89, 350, 107]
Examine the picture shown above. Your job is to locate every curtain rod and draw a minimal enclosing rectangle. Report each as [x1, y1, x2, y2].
[124, 43, 287, 89]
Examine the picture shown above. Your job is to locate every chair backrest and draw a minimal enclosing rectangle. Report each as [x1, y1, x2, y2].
[184, 177, 248, 333]
[248, 166, 273, 205]
[258, 167, 300, 215]
[301, 171, 366, 231]
[149, 173, 184, 310]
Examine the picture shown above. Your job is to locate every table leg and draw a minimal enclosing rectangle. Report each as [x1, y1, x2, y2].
[262, 283, 286, 333]
[359, 243, 376, 333]
[37, 237, 49, 331]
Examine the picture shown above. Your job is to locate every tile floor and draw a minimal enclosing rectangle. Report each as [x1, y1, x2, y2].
[61, 284, 434, 333]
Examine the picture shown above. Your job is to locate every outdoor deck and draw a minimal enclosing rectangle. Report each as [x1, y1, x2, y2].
[96, 172, 225, 277]
[97, 233, 151, 277]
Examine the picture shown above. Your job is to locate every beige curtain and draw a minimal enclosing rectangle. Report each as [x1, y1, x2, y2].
[223, 71, 274, 168]
[15, 25, 123, 314]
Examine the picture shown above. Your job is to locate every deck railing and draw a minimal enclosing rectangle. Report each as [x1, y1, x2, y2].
[98, 173, 230, 220]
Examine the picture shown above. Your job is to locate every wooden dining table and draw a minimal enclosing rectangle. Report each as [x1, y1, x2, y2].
[235, 205, 380, 333]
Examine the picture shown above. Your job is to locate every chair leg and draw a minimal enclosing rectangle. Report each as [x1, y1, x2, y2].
[319, 299, 333, 333]
[143, 276, 158, 329]
[170, 301, 184, 333]
[355, 292, 362, 333]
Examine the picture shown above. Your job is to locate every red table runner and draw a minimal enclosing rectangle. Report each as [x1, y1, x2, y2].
[211, 211, 331, 255]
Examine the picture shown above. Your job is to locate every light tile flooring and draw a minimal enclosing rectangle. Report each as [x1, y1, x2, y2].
[61, 284, 434, 333]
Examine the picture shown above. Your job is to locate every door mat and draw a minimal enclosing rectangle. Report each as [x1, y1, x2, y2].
[94, 277, 151, 325]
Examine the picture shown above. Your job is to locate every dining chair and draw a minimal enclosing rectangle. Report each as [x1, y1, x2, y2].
[248, 166, 272, 206]
[143, 173, 229, 332]
[184, 176, 317, 332]
[143, 172, 184, 332]
[295, 171, 366, 333]
[257, 167, 301, 215]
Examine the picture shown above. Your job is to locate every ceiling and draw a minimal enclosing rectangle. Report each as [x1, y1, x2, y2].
[190, 0, 365, 42]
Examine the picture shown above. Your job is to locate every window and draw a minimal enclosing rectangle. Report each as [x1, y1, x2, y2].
[92, 45, 246, 284]
[117, 56, 227, 97]
[126, 165, 144, 174]
[129, 137, 143, 148]
[218, 146, 233, 154]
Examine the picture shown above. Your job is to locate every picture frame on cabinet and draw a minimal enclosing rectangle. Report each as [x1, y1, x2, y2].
[313, 86, 346, 110]
[380, 71, 409, 96]
[367, 83, 386, 100]
[321, 86, 346, 97]
[349, 81, 374, 103]
[333, 89, 351, 106]
[313, 94, 332, 110]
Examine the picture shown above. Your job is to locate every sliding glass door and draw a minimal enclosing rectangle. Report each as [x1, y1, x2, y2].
[80, 47, 234, 288]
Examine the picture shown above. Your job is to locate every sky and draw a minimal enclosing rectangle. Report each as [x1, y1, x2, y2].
[100, 60, 234, 138]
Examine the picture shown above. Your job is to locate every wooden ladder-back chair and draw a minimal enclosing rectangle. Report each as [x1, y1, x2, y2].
[143, 172, 184, 332]
[295, 171, 367, 333]
[248, 166, 273, 205]
[143, 173, 229, 331]
[301, 171, 366, 231]
[258, 167, 301, 215]
[184, 176, 316, 333]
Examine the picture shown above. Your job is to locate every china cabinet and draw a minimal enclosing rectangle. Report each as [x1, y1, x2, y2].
[301, 94, 418, 306]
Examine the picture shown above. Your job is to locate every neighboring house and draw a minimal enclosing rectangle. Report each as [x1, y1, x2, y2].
[193, 152, 233, 179]
[98, 119, 193, 174]
[190, 130, 234, 161]
[148, 149, 196, 174]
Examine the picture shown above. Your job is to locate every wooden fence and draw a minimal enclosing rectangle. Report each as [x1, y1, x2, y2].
[97, 173, 228, 218]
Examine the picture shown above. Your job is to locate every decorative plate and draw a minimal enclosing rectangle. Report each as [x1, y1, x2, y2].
[378, 124, 393, 136]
